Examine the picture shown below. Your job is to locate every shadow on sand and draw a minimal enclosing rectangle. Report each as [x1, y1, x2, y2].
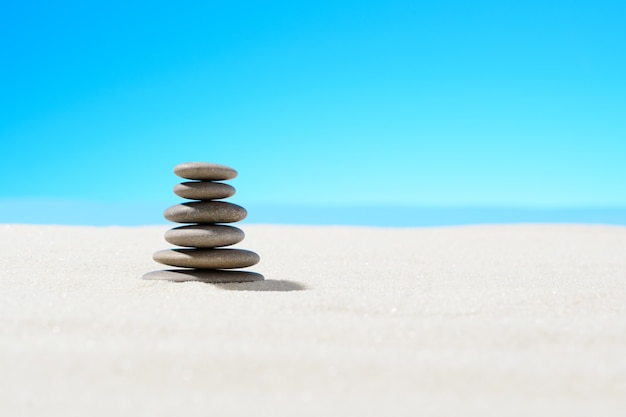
[216, 279, 307, 292]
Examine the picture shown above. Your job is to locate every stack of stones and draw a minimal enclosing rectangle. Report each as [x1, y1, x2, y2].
[143, 162, 263, 283]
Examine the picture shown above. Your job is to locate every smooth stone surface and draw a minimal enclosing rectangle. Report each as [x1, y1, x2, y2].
[164, 201, 247, 223]
[153, 248, 260, 269]
[174, 162, 237, 181]
[165, 225, 244, 248]
[142, 269, 264, 283]
[174, 181, 235, 200]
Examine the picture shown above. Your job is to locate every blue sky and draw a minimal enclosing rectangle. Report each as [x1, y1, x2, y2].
[1, 0, 625, 225]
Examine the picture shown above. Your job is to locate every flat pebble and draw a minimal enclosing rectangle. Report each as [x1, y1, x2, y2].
[142, 269, 264, 283]
[153, 248, 260, 269]
[174, 162, 237, 181]
[164, 201, 247, 223]
[174, 181, 235, 200]
[165, 224, 244, 248]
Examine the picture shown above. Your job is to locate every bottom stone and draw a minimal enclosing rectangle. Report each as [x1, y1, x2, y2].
[142, 269, 264, 283]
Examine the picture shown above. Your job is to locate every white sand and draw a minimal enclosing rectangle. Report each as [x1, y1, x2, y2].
[1, 224, 625, 416]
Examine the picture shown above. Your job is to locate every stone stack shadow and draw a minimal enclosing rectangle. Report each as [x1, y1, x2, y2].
[143, 162, 263, 283]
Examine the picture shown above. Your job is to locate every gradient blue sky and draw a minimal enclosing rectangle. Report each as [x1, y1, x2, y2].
[1, 0, 625, 225]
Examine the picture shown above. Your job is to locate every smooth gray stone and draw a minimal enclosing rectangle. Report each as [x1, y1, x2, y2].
[165, 225, 244, 248]
[174, 181, 235, 200]
[174, 162, 237, 181]
[143, 269, 264, 283]
[164, 201, 247, 223]
[153, 248, 260, 269]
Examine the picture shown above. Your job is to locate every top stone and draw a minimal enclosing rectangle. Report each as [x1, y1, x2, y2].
[174, 162, 238, 181]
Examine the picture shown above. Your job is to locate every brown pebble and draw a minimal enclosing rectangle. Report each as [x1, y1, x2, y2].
[142, 269, 264, 283]
[164, 201, 247, 223]
[153, 248, 260, 269]
[165, 224, 244, 248]
[174, 162, 237, 181]
[173, 181, 236, 200]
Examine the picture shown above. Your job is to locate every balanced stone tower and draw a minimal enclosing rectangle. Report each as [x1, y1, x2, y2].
[143, 162, 264, 283]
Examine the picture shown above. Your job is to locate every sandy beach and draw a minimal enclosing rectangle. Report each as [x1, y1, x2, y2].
[1, 223, 625, 416]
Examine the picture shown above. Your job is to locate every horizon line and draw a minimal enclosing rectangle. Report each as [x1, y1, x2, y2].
[1, 200, 625, 227]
